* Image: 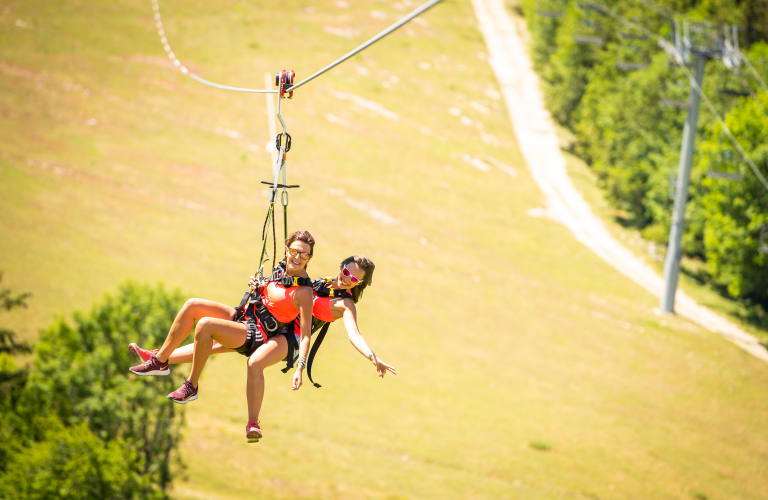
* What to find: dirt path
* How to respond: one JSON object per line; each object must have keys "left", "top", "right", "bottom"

{"left": 470, "top": 0, "right": 768, "bottom": 363}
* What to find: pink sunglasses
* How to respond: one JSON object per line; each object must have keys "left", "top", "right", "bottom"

{"left": 342, "top": 264, "right": 361, "bottom": 284}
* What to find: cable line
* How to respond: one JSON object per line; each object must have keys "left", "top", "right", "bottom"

{"left": 152, "top": 0, "right": 442, "bottom": 95}
{"left": 583, "top": 0, "right": 768, "bottom": 194}
{"left": 288, "top": 0, "right": 442, "bottom": 91}
{"left": 148, "top": 0, "right": 444, "bottom": 283}
{"left": 742, "top": 53, "right": 768, "bottom": 94}
{"left": 151, "top": 0, "right": 276, "bottom": 93}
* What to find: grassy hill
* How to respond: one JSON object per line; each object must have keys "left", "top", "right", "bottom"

{"left": 1, "top": 1, "right": 767, "bottom": 499}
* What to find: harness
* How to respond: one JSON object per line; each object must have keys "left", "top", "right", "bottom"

{"left": 304, "top": 277, "right": 354, "bottom": 388}
{"left": 260, "top": 260, "right": 312, "bottom": 288}
{"left": 312, "top": 277, "right": 354, "bottom": 300}
{"left": 233, "top": 262, "right": 311, "bottom": 371}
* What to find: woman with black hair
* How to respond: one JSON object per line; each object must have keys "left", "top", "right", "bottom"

{"left": 299, "top": 255, "right": 396, "bottom": 383}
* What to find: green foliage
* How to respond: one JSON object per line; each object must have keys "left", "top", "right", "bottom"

{"left": 0, "top": 281, "right": 187, "bottom": 500}
{"left": 0, "top": 275, "right": 32, "bottom": 474}
{"left": 695, "top": 84, "right": 768, "bottom": 301}
{"left": 529, "top": 440, "right": 552, "bottom": 451}
{"left": 0, "top": 420, "right": 138, "bottom": 500}
{"left": 521, "top": 0, "right": 768, "bottom": 308}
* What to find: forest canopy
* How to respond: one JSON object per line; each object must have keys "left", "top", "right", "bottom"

{"left": 520, "top": 0, "right": 768, "bottom": 310}
{"left": 0, "top": 281, "right": 186, "bottom": 500}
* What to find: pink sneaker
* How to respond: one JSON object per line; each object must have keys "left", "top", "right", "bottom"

{"left": 168, "top": 379, "right": 198, "bottom": 404}
{"left": 246, "top": 420, "right": 262, "bottom": 443}
{"left": 128, "top": 343, "right": 158, "bottom": 363}
{"left": 129, "top": 354, "right": 169, "bottom": 376}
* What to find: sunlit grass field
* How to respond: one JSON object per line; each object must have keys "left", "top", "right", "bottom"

{"left": 1, "top": 0, "right": 767, "bottom": 499}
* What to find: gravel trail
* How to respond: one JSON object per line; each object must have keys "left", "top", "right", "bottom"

{"left": 470, "top": 0, "right": 768, "bottom": 363}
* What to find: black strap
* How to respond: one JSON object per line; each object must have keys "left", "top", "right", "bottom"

{"left": 306, "top": 321, "right": 331, "bottom": 388}
{"left": 312, "top": 278, "right": 353, "bottom": 300}
{"left": 232, "top": 291, "right": 252, "bottom": 322}
{"left": 263, "top": 263, "right": 312, "bottom": 288}
{"left": 280, "top": 327, "right": 297, "bottom": 373}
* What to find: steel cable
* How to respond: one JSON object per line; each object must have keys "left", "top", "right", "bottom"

{"left": 584, "top": 0, "right": 768, "bottom": 194}
{"left": 151, "top": 0, "right": 276, "bottom": 93}
{"left": 151, "top": 0, "right": 442, "bottom": 95}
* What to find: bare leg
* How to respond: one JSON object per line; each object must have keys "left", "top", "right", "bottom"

{"left": 167, "top": 342, "right": 235, "bottom": 364}
{"left": 247, "top": 336, "right": 289, "bottom": 422}
{"left": 188, "top": 318, "right": 249, "bottom": 387}
{"left": 156, "top": 299, "right": 235, "bottom": 363}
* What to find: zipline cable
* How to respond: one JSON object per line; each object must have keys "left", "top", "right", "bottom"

{"left": 584, "top": 0, "right": 768, "bottom": 194}
{"left": 151, "top": 0, "right": 276, "bottom": 93}
{"left": 151, "top": 0, "right": 442, "bottom": 95}
{"left": 286, "top": 0, "right": 443, "bottom": 92}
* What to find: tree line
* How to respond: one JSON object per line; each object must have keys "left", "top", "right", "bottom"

{"left": 0, "top": 277, "right": 186, "bottom": 500}
{"left": 520, "top": 0, "right": 768, "bottom": 314}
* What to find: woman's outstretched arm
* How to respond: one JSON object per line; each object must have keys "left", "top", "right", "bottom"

{"left": 336, "top": 299, "right": 396, "bottom": 377}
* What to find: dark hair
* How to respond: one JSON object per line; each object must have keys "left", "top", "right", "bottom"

{"left": 341, "top": 255, "right": 375, "bottom": 303}
{"left": 285, "top": 230, "right": 316, "bottom": 256}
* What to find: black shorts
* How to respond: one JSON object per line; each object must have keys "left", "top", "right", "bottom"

{"left": 234, "top": 319, "right": 265, "bottom": 358}
{"left": 234, "top": 320, "right": 298, "bottom": 362}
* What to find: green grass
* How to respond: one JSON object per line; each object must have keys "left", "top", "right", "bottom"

{"left": 2, "top": 1, "right": 768, "bottom": 499}
{"left": 557, "top": 122, "right": 768, "bottom": 346}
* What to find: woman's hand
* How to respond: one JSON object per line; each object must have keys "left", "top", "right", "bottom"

{"left": 372, "top": 354, "right": 397, "bottom": 378}
{"left": 292, "top": 368, "right": 303, "bottom": 390}
{"left": 248, "top": 276, "right": 258, "bottom": 291}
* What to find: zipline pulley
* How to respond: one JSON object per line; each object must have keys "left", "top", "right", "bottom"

{"left": 276, "top": 70, "right": 295, "bottom": 99}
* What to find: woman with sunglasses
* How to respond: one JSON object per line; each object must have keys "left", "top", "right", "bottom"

{"left": 297, "top": 255, "right": 397, "bottom": 386}
{"left": 128, "top": 231, "right": 316, "bottom": 421}
{"left": 129, "top": 254, "right": 396, "bottom": 442}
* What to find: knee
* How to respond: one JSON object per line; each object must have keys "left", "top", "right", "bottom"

{"left": 247, "top": 356, "right": 266, "bottom": 374}
{"left": 194, "top": 317, "right": 213, "bottom": 340}
{"left": 182, "top": 298, "right": 204, "bottom": 315}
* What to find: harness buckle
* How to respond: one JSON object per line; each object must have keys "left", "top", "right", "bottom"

{"left": 256, "top": 304, "right": 279, "bottom": 332}
{"left": 281, "top": 275, "right": 295, "bottom": 287}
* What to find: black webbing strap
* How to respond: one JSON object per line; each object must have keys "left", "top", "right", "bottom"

{"left": 312, "top": 278, "right": 353, "bottom": 300}
{"left": 306, "top": 321, "right": 331, "bottom": 388}
{"left": 262, "top": 265, "right": 312, "bottom": 288}
{"left": 280, "top": 326, "right": 297, "bottom": 373}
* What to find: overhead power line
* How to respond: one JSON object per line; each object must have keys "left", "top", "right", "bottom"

{"left": 584, "top": 0, "right": 768, "bottom": 194}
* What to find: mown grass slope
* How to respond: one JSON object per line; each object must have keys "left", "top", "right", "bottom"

{"left": 1, "top": 1, "right": 767, "bottom": 499}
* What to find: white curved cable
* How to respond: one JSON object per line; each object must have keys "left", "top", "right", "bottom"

{"left": 152, "top": 0, "right": 276, "bottom": 93}
{"left": 152, "top": 0, "right": 442, "bottom": 95}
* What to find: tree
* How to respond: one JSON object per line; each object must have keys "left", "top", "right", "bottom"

{"left": 0, "top": 281, "right": 188, "bottom": 500}
{"left": 694, "top": 55, "right": 768, "bottom": 306}
{"left": 0, "top": 274, "right": 32, "bottom": 475}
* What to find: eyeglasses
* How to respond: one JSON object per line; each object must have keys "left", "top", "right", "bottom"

{"left": 342, "top": 264, "right": 361, "bottom": 284}
{"left": 287, "top": 247, "right": 311, "bottom": 261}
